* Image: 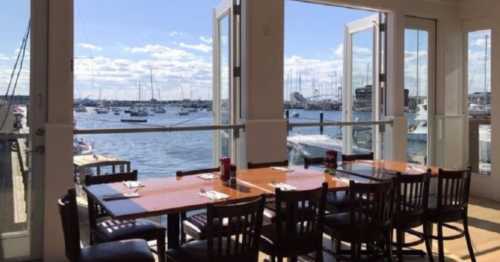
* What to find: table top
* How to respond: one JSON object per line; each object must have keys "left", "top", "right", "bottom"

{"left": 237, "top": 167, "right": 349, "bottom": 194}
{"left": 337, "top": 160, "right": 439, "bottom": 181}
{"left": 84, "top": 174, "right": 266, "bottom": 219}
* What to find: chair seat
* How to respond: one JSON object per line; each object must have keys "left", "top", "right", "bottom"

{"left": 166, "top": 239, "right": 255, "bottom": 262}
{"left": 80, "top": 239, "right": 155, "bottom": 262}
{"left": 259, "top": 223, "right": 320, "bottom": 257}
{"left": 324, "top": 212, "right": 385, "bottom": 242}
{"left": 326, "top": 191, "right": 350, "bottom": 211}
{"left": 95, "top": 218, "right": 164, "bottom": 242}
{"left": 426, "top": 196, "right": 465, "bottom": 222}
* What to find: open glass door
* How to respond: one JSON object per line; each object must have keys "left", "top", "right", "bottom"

{"left": 213, "top": 0, "right": 240, "bottom": 162}
{"left": 343, "top": 14, "right": 383, "bottom": 157}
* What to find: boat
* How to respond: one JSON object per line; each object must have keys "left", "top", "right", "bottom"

{"left": 178, "top": 107, "right": 190, "bottom": 116}
{"left": 408, "top": 102, "right": 428, "bottom": 142}
{"left": 479, "top": 125, "right": 491, "bottom": 173}
{"left": 95, "top": 106, "right": 110, "bottom": 114}
{"left": 129, "top": 106, "right": 149, "bottom": 117}
{"left": 151, "top": 105, "right": 166, "bottom": 114}
{"left": 112, "top": 107, "right": 121, "bottom": 115}
{"left": 121, "top": 118, "right": 148, "bottom": 123}
{"left": 292, "top": 112, "right": 300, "bottom": 118}
{"left": 73, "top": 138, "right": 93, "bottom": 155}
{"left": 74, "top": 104, "right": 87, "bottom": 113}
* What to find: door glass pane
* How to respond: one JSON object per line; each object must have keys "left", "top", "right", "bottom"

{"left": 0, "top": 0, "right": 32, "bottom": 259}
{"left": 467, "top": 30, "right": 491, "bottom": 174}
{"left": 351, "top": 29, "right": 374, "bottom": 152}
{"left": 219, "top": 15, "right": 231, "bottom": 157}
{"left": 404, "top": 29, "right": 429, "bottom": 164}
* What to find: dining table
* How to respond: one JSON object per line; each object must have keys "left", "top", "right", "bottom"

{"left": 83, "top": 160, "right": 439, "bottom": 251}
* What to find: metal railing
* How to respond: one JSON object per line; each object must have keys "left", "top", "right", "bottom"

{"left": 73, "top": 124, "right": 245, "bottom": 135}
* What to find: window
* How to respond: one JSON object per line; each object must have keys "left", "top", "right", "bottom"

{"left": 467, "top": 29, "right": 491, "bottom": 174}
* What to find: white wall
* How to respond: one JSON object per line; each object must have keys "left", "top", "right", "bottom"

{"left": 459, "top": 0, "right": 500, "bottom": 200}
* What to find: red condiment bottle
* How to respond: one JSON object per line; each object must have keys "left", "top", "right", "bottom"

{"left": 220, "top": 157, "right": 231, "bottom": 182}
{"left": 325, "top": 150, "right": 338, "bottom": 169}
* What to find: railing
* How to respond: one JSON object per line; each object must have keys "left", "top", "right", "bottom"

{"left": 73, "top": 124, "right": 245, "bottom": 135}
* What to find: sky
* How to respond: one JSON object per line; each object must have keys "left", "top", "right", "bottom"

{"left": 0, "top": 0, "right": 492, "bottom": 102}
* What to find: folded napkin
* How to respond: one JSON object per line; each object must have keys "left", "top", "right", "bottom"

{"left": 198, "top": 173, "right": 217, "bottom": 180}
{"left": 122, "top": 181, "right": 144, "bottom": 189}
{"left": 271, "top": 166, "right": 293, "bottom": 172}
{"left": 200, "top": 190, "right": 229, "bottom": 200}
{"left": 269, "top": 182, "right": 297, "bottom": 191}
{"left": 102, "top": 192, "right": 140, "bottom": 201}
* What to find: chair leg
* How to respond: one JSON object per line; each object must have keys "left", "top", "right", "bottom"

{"left": 316, "top": 248, "right": 324, "bottom": 262}
{"left": 463, "top": 218, "right": 476, "bottom": 262}
{"left": 396, "top": 230, "right": 404, "bottom": 262}
{"left": 277, "top": 256, "right": 283, "bottom": 262}
{"left": 437, "top": 223, "right": 445, "bottom": 262}
{"left": 351, "top": 242, "right": 361, "bottom": 262}
{"left": 335, "top": 239, "right": 341, "bottom": 254}
{"left": 424, "top": 223, "right": 434, "bottom": 262}
{"left": 386, "top": 231, "right": 394, "bottom": 262}
{"left": 290, "top": 257, "right": 298, "bottom": 262}
{"left": 157, "top": 231, "right": 166, "bottom": 262}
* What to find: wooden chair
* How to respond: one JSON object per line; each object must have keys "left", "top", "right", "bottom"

{"left": 59, "top": 189, "right": 155, "bottom": 262}
{"left": 393, "top": 171, "right": 431, "bottom": 261}
{"left": 423, "top": 168, "right": 476, "bottom": 262}
{"left": 259, "top": 183, "right": 328, "bottom": 262}
{"left": 247, "top": 160, "right": 289, "bottom": 169}
{"left": 324, "top": 180, "right": 395, "bottom": 261}
{"left": 85, "top": 171, "right": 166, "bottom": 262}
{"left": 341, "top": 152, "right": 374, "bottom": 162}
{"left": 167, "top": 196, "right": 266, "bottom": 262}
{"left": 303, "top": 157, "right": 325, "bottom": 169}
{"left": 176, "top": 167, "right": 220, "bottom": 243}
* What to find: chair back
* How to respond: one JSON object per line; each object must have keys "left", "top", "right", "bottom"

{"left": 348, "top": 180, "right": 394, "bottom": 230}
{"left": 274, "top": 183, "right": 328, "bottom": 253}
{"left": 437, "top": 168, "right": 472, "bottom": 211}
{"left": 247, "top": 160, "right": 288, "bottom": 169}
{"left": 341, "top": 152, "right": 374, "bottom": 162}
{"left": 206, "top": 197, "right": 265, "bottom": 262}
{"left": 85, "top": 170, "right": 138, "bottom": 234}
{"left": 176, "top": 167, "right": 220, "bottom": 177}
{"left": 58, "top": 189, "right": 81, "bottom": 261}
{"left": 394, "top": 171, "right": 430, "bottom": 227}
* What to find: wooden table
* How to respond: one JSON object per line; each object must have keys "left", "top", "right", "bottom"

{"left": 83, "top": 167, "right": 349, "bottom": 249}
{"left": 337, "top": 160, "right": 439, "bottom": 181}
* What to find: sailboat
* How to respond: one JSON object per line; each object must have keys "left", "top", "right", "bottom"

{"left": 124, "top": 81, "right": 148, "bottom": 120}
{"left": 149, "top": 70, "right": 166, "bottom": 114}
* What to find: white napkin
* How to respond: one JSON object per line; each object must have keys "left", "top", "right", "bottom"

{"left": 198, "top": 173, "right": 217, "bottom": 180}
{"left": 200, "top": 190, "right": 229, "bottom": 200}
{"left": 271, "top": 166, "right": 293, "bottom": 172}
{"left": 269, "top": 182, "right": 297, "bottom": 191}
{"left": 122, "top": 181, "right": 144, "bottom": 189}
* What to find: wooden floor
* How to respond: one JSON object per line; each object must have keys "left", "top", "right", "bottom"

{"left": 76, "top": 194, "right": 500, "bottom": 262}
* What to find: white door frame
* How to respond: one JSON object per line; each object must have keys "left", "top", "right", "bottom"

{"left": 404, "top": 17, "right": 436, "bottom": 165}
{"left": 343, "top": 14, "right": 382, "bottom": 157}
{"left": 213, "top": 0, "right": 239, "bottom": 163}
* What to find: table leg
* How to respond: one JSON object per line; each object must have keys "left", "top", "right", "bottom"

{"left": 167, "top": 213, "right": 180, "bottom": 249}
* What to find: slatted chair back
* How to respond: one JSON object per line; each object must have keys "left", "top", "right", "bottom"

{"left": 394, "top": 171, "right": 430, "bottom": 224}
{"left": 85, "top": 170, "right": 138, "bottom": 236}
{"left": 247, "top": 160, "right": 289, "bottom": 169}
{"left": 58, "top": 189, "right": 81, "bottom": 262}
{"left": 176, "top": 167, "right": 220, "bottom": 177}
{"left": 348, "top": 180, "right": 394, "bottom": 230}
{"left": 303, "top": 157, "right": 324, "bottom": 169}
{"left": 437, "top": 168, "right": 472, "bottom": 211}
{"left": 274, "top": 183, "right": 328, "bottom": 253}
{"left": 341, "top": 152, "right": 374, "bottom": 162}
{"left": 206, "top": 197, "right": 265, "bottom": 262}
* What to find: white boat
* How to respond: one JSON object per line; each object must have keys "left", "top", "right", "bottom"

{"left": 408, "top": 102, "right": 428, "bottom": 142}
{"left": 469, "top": 103, "right": 490, "bottom": 116}
{"left": 178, "top": 107, "right": 190, "bottom": 116}
{"left": 151, "top": 105, "right": 166, "bottom": 114}
{"left": 95, "top": 106, "right": 110, "bottom": 114}
{"left": 74, "top": 104, "right": 87, "bottom": 113}
{"left": 479, "top": 125, "right": 491, "bottom": 169}
{"left": 73, "top": 138, "right": 93, "bottom": 155}
{"left": 130, "top": 106, "right": 149, "bottom": 117}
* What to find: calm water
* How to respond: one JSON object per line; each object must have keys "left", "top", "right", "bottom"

{"left": 75, "top": 107, "right": 424, "bottom": 178}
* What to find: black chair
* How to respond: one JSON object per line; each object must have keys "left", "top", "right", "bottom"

{"left": 85, "top": 171, "right": 166, "bottom": 262}
{"left": 341, "top": 152, "right": 374, "bottom": 162}
{"left": 303, "top": 156, "right": 325, "bottom": 169}
{"left": 167, "top": 196, "right": 266, "bottom": 262}
{"left": 259, "top": 183, "right": 328, "bottom": 262}
{"left": 324, "top": 180, "right": 395, "bottom": 261}
{"left": 423, "top": 168, "right": 476, "bottom": 262}
{"left": 393, "top": 171, "right": 431, "bottom": 261}
{"left": 177, "top": 167, "right": 220, "bottom": 243}
{"left": 59, "top": 189, "right": 155, "bottom": 262}
{"left": 247, "top": 160, "right": 289, "bottom": 169}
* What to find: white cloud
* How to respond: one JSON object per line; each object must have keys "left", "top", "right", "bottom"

{"left": 168, "top": 31, "right": 184, "bottom": 38}
{"left": 200, "top": 36, "right": 213, "bottom": 44}
{"left": 179, "top": 42, "right": 212, "bottom": 53}
{"left": 79, "top": 43, "right": 102, "bottom": 51}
